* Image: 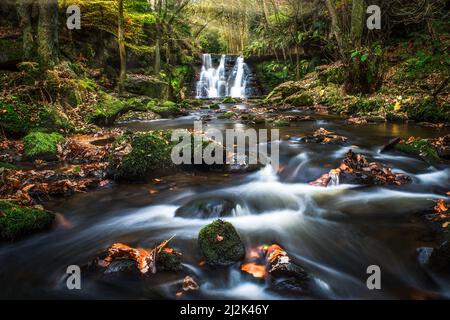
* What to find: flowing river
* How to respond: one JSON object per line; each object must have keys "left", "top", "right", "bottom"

{"left": 1, "top": 102, "right": 449, "bottom": 299}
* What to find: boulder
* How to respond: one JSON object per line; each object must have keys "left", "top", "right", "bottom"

{"left": 0, "top": 201, "right": 55, "bottom": 241}
{"left": 23, "top": 131, "right": 64, "bottom": 161}
{"left": 124, "top": 74, "right": 169, "bottom": 99}
{"left": 198, "top": 219, "right": 245, "bottom": 266}
{"left": 108, "top": 131, "right": 174, "bottom": 181}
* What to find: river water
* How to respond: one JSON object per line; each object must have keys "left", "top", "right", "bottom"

{"left": 1, "top": 103, "right": 449, "bottom": 299}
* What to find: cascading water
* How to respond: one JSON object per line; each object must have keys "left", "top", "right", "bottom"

{"left": 229, "top": 56, "right": 246, "bottom": 98}
{"left": 196, "top": 54, "right": 249, "bottom": 99}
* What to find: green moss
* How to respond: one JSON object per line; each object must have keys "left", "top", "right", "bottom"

{"left": 87, "top": 92, "right": 129, "bottom": 126}
{"left": 222, "top": 97, "right": 238, "bottom": 104}
{"left": 156, "top": 251, "right": 182, "bottom": 272}
{"left": 198, "top": 219, "right": 245, "bottom": 266}
{"left": 0, "top": 100, "right": 72, "bottom": 136}
{"left": 348, "top": 97, "right": 384, "bottom": 115}
{"left": 0, "top": 201, "right": 55, "bottom": 241}
{"left": 395, "top": 139, "right": 440, "bottom": 164}
{"left": 209, "top": 103, "right": 220, "bottom": 110}
{"left": 108, "top": 131, "right": 174, "bottom": 181}
{"left": 406, "top": 99, "right": 450, "bottom": 123}
{"left": 0, "top": 162, "right": 18, "bottom": 170}
{"left": 284, "top": 93, "right": 313, "bottom": 106}
{"left": 272, "top": 120, "right": 290, "bottom": 127}
{"left": 218, "top": 111, "right": 236, "bottom": 119}
{"left": 148, "top": 101, "right": 182, "bottom": 117}
{"left": 23, "top": 131, "right": 64, "bottom": 161}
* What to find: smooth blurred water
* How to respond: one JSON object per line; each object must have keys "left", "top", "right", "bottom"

{"left": 1, "top": 105, "right": 449, "bottom": 300}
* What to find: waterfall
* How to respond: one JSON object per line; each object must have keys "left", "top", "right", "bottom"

{"left": 229, "top": 56, "right": 246, "bottom": 98}
{"left": 196, "top": 54, "right": 249, "bottom": 99}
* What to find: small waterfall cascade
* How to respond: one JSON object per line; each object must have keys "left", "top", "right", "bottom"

{"left": 196, "top": 54, "right": 249, "bottom": 99}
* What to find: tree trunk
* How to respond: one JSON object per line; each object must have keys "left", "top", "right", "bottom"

{"left": 17, "top": 0, "right": 36, "bottom": 61}
{"left": 154, "top": 0, "right": 162, "bottom": 74}
{"left": 324, "top": 0, "right": 346, "bottom": 60}
{"left": 118, "top": 0, "right": 126, "bottom": 94}
{"left": 37, "top": 0, "right": 59, "bottom": 69}
{"left": 350, "top": 0, "right": 365, "bottom": 47}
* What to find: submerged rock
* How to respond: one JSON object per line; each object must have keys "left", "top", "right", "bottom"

{"left": 416, "top": 247, "right": 434, "bottom": 267}
{"left": 429, "top": 241, "right": 450, "bottom": 272}
{"left": 175, "top": 198, "right": 238, "bottom": 219}
{"left": 198, "top": 219, "right": 245, "bottom": 266}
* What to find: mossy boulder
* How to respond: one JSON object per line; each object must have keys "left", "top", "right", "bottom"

{"left": 218, "top": 111, "right": 236, "bottom": 119}
{"left": 0, "top": 201, "right": 55, "bottom": 241}
{"left": 23, "top": 131, "right": 64, "bottom": 161}
{"left": 149, "top": 100, "right": 185, "bottom": 118}
{"left": 124, "top": 74, "right": 169, "bottom": 99}
{"left": 394, "top": 138, "right": 440, "bottom": 164}
{"left": 198, "top": 219, "right": 245, "bottom": 266}
{"left": 156, "top": 250, "right": 183, "bottom": 272}
{"left": 0, "top": 100, "right": 72, "bottom": 136}
{"left": 222, "top": 97, "right": 238, "bottom": 104}
{"left": 209, "top": 103, "right": 221, "bottom": 110}
{"left": 108, "top": 131, "right": 174, "bottom": 181}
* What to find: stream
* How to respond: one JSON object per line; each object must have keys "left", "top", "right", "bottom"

{"left": 1, "top": 102, "right": 450, "bottom": 300}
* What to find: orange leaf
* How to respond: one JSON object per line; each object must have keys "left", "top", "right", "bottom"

{"left": 240, "top": 263, "right": 267, "bottom": 279}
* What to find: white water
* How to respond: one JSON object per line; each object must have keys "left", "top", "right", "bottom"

{"left": 196, "top": 54, "right": 248, "bottom": 99}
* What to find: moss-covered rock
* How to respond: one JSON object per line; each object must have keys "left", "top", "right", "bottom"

{"left": 149, "top": 100, "right": 185, "bottom": 118}
{"left": 0, "top": 201, "right": 55, "bottom": 241}
{"left": 156, "top": 250, "right": 183, "bottom": 272}
{"left": 209, "top": 103, "right": 221, "bottom": 110}
{"left": 0, "top": 99, "right": 72, "bottom": 136}
{"left": 394, "top": 138, "right": 440, "bottom": 164}
{"left": 23, "top": 131, "right": 64, "bottom": 161}
{"left": 218, "top": 111, "right": 236, "bottom": 119}
{"left": 108, "top": 131, "right": 174, "bottom": 181}
{"left": 124, "top": 74, "right": 169, "bottom": 99}
{"left": 272, "top": 119, "right": 290, "bottom": 127}
{"left": 222, "top": 97, "right": 238, "bottom": 104}
{"left": 198, "top": 219, "right": 245, "bottom": 266}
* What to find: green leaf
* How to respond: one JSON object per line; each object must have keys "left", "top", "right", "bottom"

{"left": 361, "top": 53, "right": 369, "bottom": 62}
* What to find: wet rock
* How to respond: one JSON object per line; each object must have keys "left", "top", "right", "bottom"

{"left": 241, "top": 244, "right": 311, "bottom": 294}
{"left": 175, "top": 198, "right": 238, "bottom": 219}
{"left": 104, "top": 259, "right": 139, "bottom": 275}
{"left": 198, "top": 219, "right": 245, "bottom": 266}
{"left": 380, "top": 137, "right": 401, "bottom": 153}
{"left": 156, "top": 248, "right": 183, "bottom": 272}
{"left": 394, "top": 137, "right": 441, "bottom": 164}
{"left": 429, "top": 241, "right": 450, "bottom": 272}
{"left": 303, "top": 128, "right": 347, "bottom": 145}
{"left": 310, "top": 150, "right": 411, "bottom": 186}
{"left": 347, "top": 117, "right": 368, "bottom": 125}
